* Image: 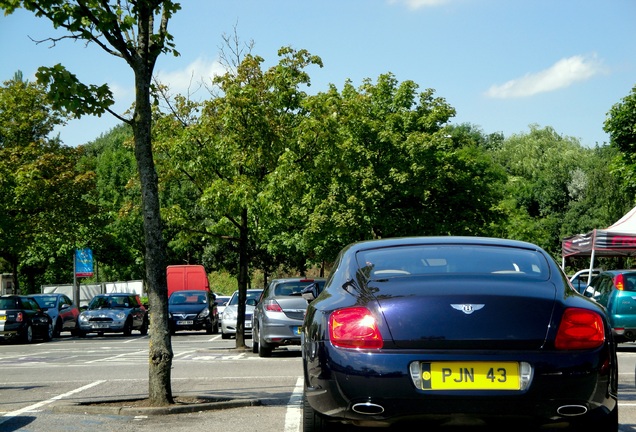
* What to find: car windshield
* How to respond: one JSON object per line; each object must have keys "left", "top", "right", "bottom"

{"left": 216, "top": 297, "right": 230, "bottom": 306}
{"left": 170, "top": 293, "right": 208, "bottom": 305}
{"left": 228, "top": 291, "right": 261, "bottom": 306}
{"left": 356, "top": 244, "right": 550, "bottom": 280}
{"left": 88, "top": 296, "right": 131, "bottom": 309}
{"left": 33, "top": 296, "right": 57, "bottom": 309}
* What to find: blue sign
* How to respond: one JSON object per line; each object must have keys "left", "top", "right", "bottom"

{"left": 75, "top": 249, "right": 94, "bottom": 277}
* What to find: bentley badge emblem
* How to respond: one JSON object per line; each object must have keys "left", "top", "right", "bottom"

{"left": 451, "top": 304, "right": 485, "bottom": 315}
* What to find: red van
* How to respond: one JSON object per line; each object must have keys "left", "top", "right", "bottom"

{"left": 166, "top": 265, "right": 210, "bottom": 297}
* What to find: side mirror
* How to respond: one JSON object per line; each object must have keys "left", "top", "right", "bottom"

{"left": 60, "top": 303, "right": 70, "bottom": 310}
{"left": 302, "top": 283, "right": 319, "bottom": 303}
{"left": 246, "top": 298, "right": 257, "bottom": 307}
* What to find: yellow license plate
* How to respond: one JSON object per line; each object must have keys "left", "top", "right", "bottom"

{"left": 420, "top": 362, "right": 520, "bottom": 390}
{"left": 0, "top": 315, "right": 5, "bottom": 321}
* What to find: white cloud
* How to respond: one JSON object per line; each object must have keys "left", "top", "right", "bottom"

{"left": 155, "top": 56, "right": 225, "bottom": 98}
{"left": 484, "top": 54, "right": 606, "bottom": 99}
{"left": 388, "top": 0, "right": 451, "bottom": 10}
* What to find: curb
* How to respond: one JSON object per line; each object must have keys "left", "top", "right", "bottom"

{"left": 52, "top": 397, "right": 262, "bottom": 416}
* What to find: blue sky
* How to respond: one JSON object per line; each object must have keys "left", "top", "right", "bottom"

{"left": 1, "top": 0, "right": 634, "bottom": 148}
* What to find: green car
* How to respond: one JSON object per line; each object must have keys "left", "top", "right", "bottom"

{"left": 585, "top": 270, "right": 636, "bottom": 342}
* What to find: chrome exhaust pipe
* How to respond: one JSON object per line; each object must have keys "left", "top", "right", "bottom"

{"left": 557, "top": 405, "right": 588, "bottom": 416}
{"left": 352, "top": 402, "right": 385, "bottom": 415}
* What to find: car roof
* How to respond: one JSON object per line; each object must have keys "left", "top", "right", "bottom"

{"left": 270, "top": 277, "right": 326, "bottom": 283}
{"left": 345, "top": 236, "right": 543, "bottom": 253}
{"left": 171, "top": 290, "right": 210, "bottom": 295}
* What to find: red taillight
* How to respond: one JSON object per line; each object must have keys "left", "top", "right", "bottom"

{"left": 264, "top": 300, "right": 283, "bottom": 313}
{"left": 16, "top": 312, "right": 24, "bottom": 322}
{"left": 614, "top": 274, "right": 625, "bottom": 291}
{"left": 555, "top": 308, "right": 605, "bottom": 350}
{"left": 329, "top": 307, "right": 383, "bottom": 349}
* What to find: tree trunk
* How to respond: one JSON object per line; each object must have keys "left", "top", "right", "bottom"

{"left": 132, "top": 62, "right": 173, "bottom": 405}
{"left": 235, "top": 207, "right": 249, "bottom": 348}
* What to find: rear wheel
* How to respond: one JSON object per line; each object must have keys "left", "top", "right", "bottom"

{"left": 303, "top": 388, "right": 330, "bottom": 432}
{"left": 21, "top": 324, "right": 33, "bottom": 344}
{"left": 258, "top": 329, "right": 272, "bottom": 358}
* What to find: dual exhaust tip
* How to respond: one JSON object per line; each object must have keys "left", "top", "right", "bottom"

{"left": 352, "top": 403, "right": 587, "bottom": 418}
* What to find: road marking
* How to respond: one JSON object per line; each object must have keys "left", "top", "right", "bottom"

{"left": 84, "top": 350, "right": 146, "bottom": 363}
{"left": 0, "top": 380, "right": 106, "bottom": 426}
{"left": 285, "top": 377, "right": 303, "bottom": 432}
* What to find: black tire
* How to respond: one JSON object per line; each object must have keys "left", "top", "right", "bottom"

{"left": 21, "top": 324, "right": 33, "bottom": 344}
{"left": 139, "top": 318, "right": 148, "bottom": 336}
{"left": 303, "top": 388, "right": 329, "bottom": 432}
{"left": 221, "top": 331, "right": 230, "bottom": 340}
{"left": 53, "top": 318, "right": 62, "bottom": 338}
{"left": 43, "top": 321, "right": 53, "bottom": 342}
{"left": 258, "top": 329, "right": 272, "bottom": 358}
{"left": 123, "top": 318, "right": 133, "bottom": 336}
{"left": 252, "top": 326, "right": 259, "bottom": 353}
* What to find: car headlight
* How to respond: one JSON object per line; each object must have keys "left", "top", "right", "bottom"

{"left": 197, "top": 307, "right": 210, "bottom": 319}
{"left": 79, "top": 314, "right": 88, "bottom": 323}
{"left": 116, "top": 312, "right": 126, "bottom": 320}
{"left": 223, "top": 309, "right": 236, "bottom": 320}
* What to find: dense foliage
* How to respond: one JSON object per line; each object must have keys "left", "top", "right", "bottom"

{"left": 2, "top": 55, "right": 635, "bottom": 290}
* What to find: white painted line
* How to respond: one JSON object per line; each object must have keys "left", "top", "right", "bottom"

{"left": 84, "top": 350, "right": 146, "bottom": 364}
{"left": 285, "top": 377, "right": 303, "bottom": 432}
{"left": 174, "top": 350, "right": 197, "bottom": 358}
{"left": 0, "top": 380, "right": 106, "bottom": 425}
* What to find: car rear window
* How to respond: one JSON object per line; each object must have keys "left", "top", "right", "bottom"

{"left": 273, "top": 281, "right": 325, "bottom": 297}
{"left": 0, "top": 298, "right": 19, "bottom": 309}
{"left": 356, "top": 245, "right": 550, "bottom": 280}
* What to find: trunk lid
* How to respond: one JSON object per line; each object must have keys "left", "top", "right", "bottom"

{"left": 368, "top": 275, "right": 557, "bottom": 350}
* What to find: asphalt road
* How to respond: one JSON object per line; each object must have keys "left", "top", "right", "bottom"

{"left": 1, "top": 332, "right": 636, "bottom": 431}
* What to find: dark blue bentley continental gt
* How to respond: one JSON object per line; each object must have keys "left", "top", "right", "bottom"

{"left": 301, "top": 237, "right": 618, "bottom": 431}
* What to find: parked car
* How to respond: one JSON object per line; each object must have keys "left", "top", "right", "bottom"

{"left": 584, "top": 269, "right": 636, "bottom": 343}
{"left": 77, "top": 293, "right": 148, "bottom": 336}
{"left": 569, "top": 268, "right": 601, "bottom": 294}
{"left": 168, "top": 290, "right": 218, "bottom": 334}
{"left": 0, "top": 295, "right": 53, "bottom": 343}
{"left": 31, "top": 293, "right": 80, "bottom": 337}
{"left": 301, "top": 237, "right": 618, "bottom": 431}
{"left": 252, "top": 277, "right": 326, "bottom": 357}
{"left": 221, "top": 289, "right": 262, "bottom": 339}
{"left": 215, "top": 295, "right": 231, "bottom": 324}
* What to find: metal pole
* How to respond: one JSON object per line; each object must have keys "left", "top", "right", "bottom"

{"left": 73, "top": 250, "right": 79, "bottom": 307}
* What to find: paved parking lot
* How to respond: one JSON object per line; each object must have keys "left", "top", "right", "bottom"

{"left": 2, "top": 334, "right": 636, "bottom": 431}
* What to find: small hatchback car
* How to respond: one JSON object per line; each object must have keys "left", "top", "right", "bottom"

{"left": 0, "top": 295, "right": 53, "bottom": 343}
{"left": 585, "top": 269, "right": 636, "bottom": 342}
{"left": 168, "top": 290, "right": 218, "bottom": 334}
{"left": 252, "top": 278, "right": 325, "bottom": 357}
{"left": 78, "top": 293, "right": 148, "bottom": 336}
{"left": 31, "top": 293, "right": 80, "bottom": 337}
